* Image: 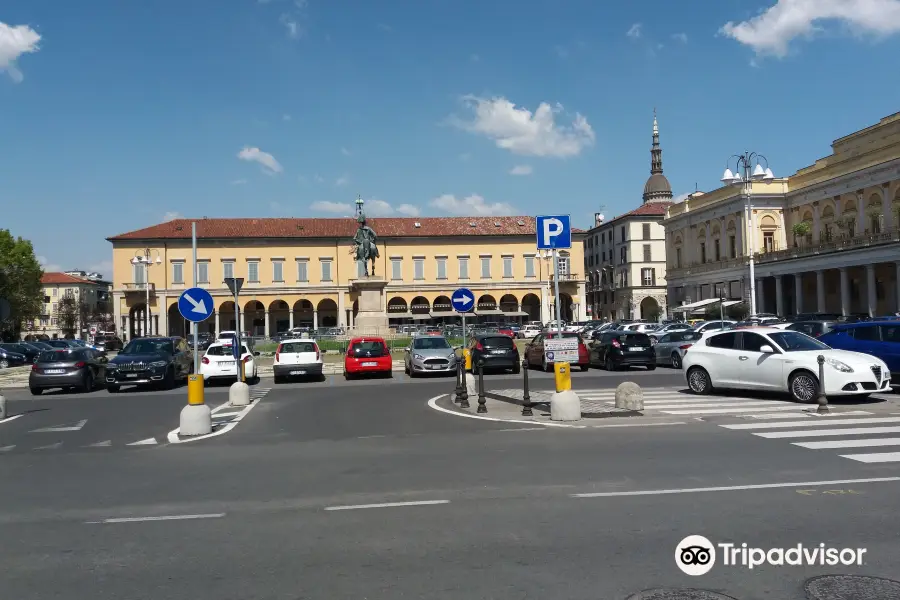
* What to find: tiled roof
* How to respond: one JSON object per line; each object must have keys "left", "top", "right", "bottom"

{"left": 41, "top": 272, "right": 99, "bottom": 285}
{"left": 588, "top": 202, "right": 673, "bottom": 231}
{"left": 108, "top": 216, "right": 585, "bottom": 241}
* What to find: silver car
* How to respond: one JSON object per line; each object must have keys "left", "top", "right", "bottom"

{"left": 653, "top": 330, "right": 703, "bottom": 369}
{"left": 404, "top": 335, "right": 458, "bottom": 376}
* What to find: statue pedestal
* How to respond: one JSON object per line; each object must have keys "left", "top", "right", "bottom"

{"left": 351, "top": 278, "right": 390, "bottom": 335}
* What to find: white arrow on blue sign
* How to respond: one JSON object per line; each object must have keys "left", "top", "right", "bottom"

{"left": 177, "top": 287, "right": 214, "bottom": 323}
{"left": 451, "top": 288, "right": 474, "bottom": 313}
{"left": 536, "top": 214, "right": 572, "bottom": 250}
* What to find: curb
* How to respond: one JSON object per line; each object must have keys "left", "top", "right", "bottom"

{"left": 426, "top": 394, "right": 587, "bottom": 428}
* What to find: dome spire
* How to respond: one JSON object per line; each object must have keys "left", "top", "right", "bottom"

{"left": 642, "top": 109, "right": 673, "bottom": 203}
{"left": 651, "top": 107, "right": 663, "bottom": 175}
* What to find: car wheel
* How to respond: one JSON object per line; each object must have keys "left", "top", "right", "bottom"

{"left": 404, "top": 362, "right": 410, "bottom": 375}
{"left": 29, "top": 387, "right": 42, "bottom": 396}
{"left": 687, "top": 367, "right": 713, "bottom": 395}
{"left": 646, "top": 364, "right": 656, "bottom": 371}
{"left": 671, "top": 352, "right": 682, "bottom": 369}
{"left": 789, "top": 370, "right": 819, "bottom": 403}
{"left": 80, "top": 372, "right": 94, "bottom": 393}
{"left": 0, "top": 359, "right": 8, "bottom": 369}
{"left": 605, "top": 356, "right": 616, "bottom": 372}
{"left": 107, "top": 385, "right": 120, "bottom": 393}
{"left": 579, "top": 364, "right": 588, "bottom": 372}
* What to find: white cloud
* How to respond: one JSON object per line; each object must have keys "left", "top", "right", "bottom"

{"left": 720, "top": 0, "right": 900, "bottom": 57}
{"left": 396, "top": 204, "right": 421, "bottom": 217}
{"left": 509, "top": 164, "right": 533, "bottom": 176}
{"left": 672, "top": 192, "right": 692, "bottom": 204}
{"left": 37, "top": 255, "right": 61, "bottom": 272}
{"left": 280, "top": 13, "right": 301, "bottom": 38}
{"left": 364, "top": 199, "right": 395, "bottom": 216}
{"left": 310, "top": 200, "right": 352, "bottom": 214}
{"left": 237, "top": 146, "right": 283, "bottom": 174}
{"left": 672, "top": 32, "right": 688, "bottom": 43}
{"left": 627, "top": 23, "right": 643, "bottom": 38}
{"left": 453, "top": 96, "right": 595, "bottom": 158}
{"left": 341, "top": 147, "right": 351, "bottom": 156}
{"left": 87, "top": 259, "right": 113, "bottom": 280}
{"left": 230, "top": 178, "right": 248, "bottom": 185}
{"left": 335, "top": 174, "right": 350, "bottom": 186}
{"left": 163, "top": 211, "right": 183, "bottom": 222}
{"left": 283, "top": 114, "right": 292, "bottom": 121}
{"left": 0, "top": 21, "right": 41, "bottom": 83}
{"left": 429, "top": 194, "right": 516, "bottom": 216}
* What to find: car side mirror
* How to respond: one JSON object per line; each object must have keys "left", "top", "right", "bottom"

{"left": 759, "top": 345, "right": 775, "bottom": 354}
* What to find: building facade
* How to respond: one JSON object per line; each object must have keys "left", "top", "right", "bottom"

{"left": 585, "top": 113, "right": 673, "bottom": 321}
{"left": 106, "top": 214, "right": 587, "bottom": 340}
{"left": 26, "top": 272, "right": 112, "bottom": 340}
{"left": 663, "top": 111, "right": 900, "bottom": 319}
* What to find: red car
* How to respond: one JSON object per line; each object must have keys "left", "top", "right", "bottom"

{"left": 523, "top": 331, "right": 590, "bottom": 372}
{"left": 498, "top": 326, "right": 515, "bottom": 337}
{"left": 344, "top": 337, "right": 393, "bottom": 379}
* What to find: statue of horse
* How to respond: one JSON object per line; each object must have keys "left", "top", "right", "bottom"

{"left": 351, "top": 214, "right": 380, "bottom": 277}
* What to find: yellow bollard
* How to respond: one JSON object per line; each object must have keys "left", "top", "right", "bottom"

{"left": 187, "top": 374, "right": 205, "bottom": 405}
{"left": 553, "top": 362, "right": 571, "bottom": 393}
{"left": 464, "top": 348, "right": 472, "bottom": 371}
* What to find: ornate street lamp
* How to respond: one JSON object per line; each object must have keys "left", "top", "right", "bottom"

{"left": 130, "top": 249, "right": 162, "bottom": 337}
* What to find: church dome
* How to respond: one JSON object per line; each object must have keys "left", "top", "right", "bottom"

{"left": 643, "top": 173, "right": 672, "bottom": 200}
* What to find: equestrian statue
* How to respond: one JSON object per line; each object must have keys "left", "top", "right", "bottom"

{"left": 351, "top": 199, "right": 380, "bottom": 277}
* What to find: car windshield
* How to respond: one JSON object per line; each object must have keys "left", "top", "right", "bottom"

{"left": 413, "top": 337, "right": 451, "bottom": 350}
{"left": 482, "top": 336, "right": 513, "bottom": 348}
{"left": 350, "top": 341, "right": 386, "bottom": 357}
{"left": 121, "top": 339, "right": 174, "bottom": 355}
{"left": 768, "top": 331, "right": 831, "bottom": 352}
{"left": 675, "top": 332, "right": 703, "bottom": 342}
{"left": 207, "top": 344, "right": 249, "bottom": 356}
{"left": 621, "top": 333, "right": 652, "bottom": 345}
{"left": 280, "top": 342, "right": 317, "bottom": 353}
{"left": 37, "top": 349, "right": 73, "bottom": 362}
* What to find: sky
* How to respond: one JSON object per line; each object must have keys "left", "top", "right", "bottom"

{"left": 2, "top": 0, "right": 900, "bottom": 279}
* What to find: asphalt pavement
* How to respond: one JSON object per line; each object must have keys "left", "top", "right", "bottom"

{"left": 2, "top": 368, "right": 900, "bottom": 599}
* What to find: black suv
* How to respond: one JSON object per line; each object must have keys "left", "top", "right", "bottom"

{"left": 589, "top": 330, "right": 656, "bottom": 371}
{"left": 467, "top": 332, "right": 520, "bottom": 374}
{"left": 105, "top": 336, "right": 193, "bottom": 392}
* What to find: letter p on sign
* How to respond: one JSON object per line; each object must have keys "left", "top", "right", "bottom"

{"left": 536, "top": 215, "right": 572, "bottom": 250}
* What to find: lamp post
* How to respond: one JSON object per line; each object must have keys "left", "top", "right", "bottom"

{"left": 720, "top": 153, "right": 775, "bottom": 317}
{"left": 130, "top": 249, "right": 162, "bottom": 337}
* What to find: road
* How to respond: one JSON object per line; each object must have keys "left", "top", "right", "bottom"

{"left": 2, "top": 368, "right": 899, "bottom": 599}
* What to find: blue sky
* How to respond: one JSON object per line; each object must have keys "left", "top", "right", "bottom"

{"left": 3, "top": 0, "right": 899, "bottom": 278}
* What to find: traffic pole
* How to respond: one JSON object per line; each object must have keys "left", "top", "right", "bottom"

{"left": 179, "top": 222, "right": 212, "bottom": 436}
{"left": 816, "top": 354, "right": 829, "bottom": 414}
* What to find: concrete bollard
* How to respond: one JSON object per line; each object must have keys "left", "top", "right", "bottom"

{"left": 615, "top": 382, "right": 644, "bottom": 411}
{"left": 550, "top": 389, "right": 581, "bottom": 421}
{"left": 229, "top": 380, "right": 251, "bottom": 407}
{"left": 179, "top": 404, "right": 212, "bottom": 436}
{"left": 0, "top": 393, "right": 6, "bottom": 420}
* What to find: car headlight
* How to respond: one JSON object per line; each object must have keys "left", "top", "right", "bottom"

{"left": 149, "top": 360, "right": 167, "bottom": 368}
{"left": 825, "top": 357, "right": 854, "bottom": 373}
{"left": 414, "top": 354, "right": 424, "bottom": 360}
{"left": 447, "top": 352, "right": 456, "bottom": 359}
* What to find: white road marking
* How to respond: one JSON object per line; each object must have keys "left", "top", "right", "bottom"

{"left": 571, "top": 476, "right": 900, "bottom": 498}
{"left": 494, "top": 427, "right": 547, "bottom": 432}
{"left": 88, "top": 513, "right": 226, "bottom": 524}
{"left": 590, "top": 421, "right": 686, "bottom": 428}
{"left": 127, "top": 438, "right": 157, "bottom": 446}
{"left": 324, "top": 500, "right": 450, "bottom": 511}
{"left": 167, "top": 388, "right": 270, "bottom": 443}
{"left": 642, "top": 401, "right": 791, "bottom": 410}
{"left": 34, "top": 442, "right": 62, "bottom": 450}
{"left": 0, "top": 445, "right": 15, "bottom": 452}
{"left": 639, "top": 398, "right": 793, "bottom": 406}
{"left": 745, "top": 411, "right": 873, "bottom": 419}
{"left": 841, "top": 452, "right": 900, "bottom": 463}
{"left": 662, "top": 405, "right": 804, "bottom": 415}
{"left": 756, "top": 425, "right": 900, "bottom": 439}
{"left": 86, "top": 440, "right": 112, "bottom": 447}
{"left": 30, "top": 419, "right": 87, "bottom": 433}
{"left": 212, "top": 411, "right": 243, "bottom": 418}
{"left": 426, "top": 395, "right": 586, "bottom": 428}
{"left": 722, "top": 416, "right": 900, "bottom": 430}
{"left": 0, "top": 414, "right": 25, "bottom": 425}
{"left": 795, "top": 437, "right": 900, "bottom": 449}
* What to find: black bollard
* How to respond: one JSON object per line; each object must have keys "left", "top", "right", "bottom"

{"left": 453, "top": 357, "right": 464, "bottom": 403}
{"left": 477, "top": 359, "right": 487, "bottom": 413}
{"left": 521, "top": 358, "right": 533, "bottom": 416}
{"left": 816, "top": 354, "right": 829, "bottom": 414}
{"left": 458, "top": 355, "right": 470, "bottom": 408}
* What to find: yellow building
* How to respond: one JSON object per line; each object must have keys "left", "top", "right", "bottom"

{"left": 106, "top": 213, "right": 587, "bottom": 339}
{"left": 663, "top": 111, "right": 900, "bottom": 319}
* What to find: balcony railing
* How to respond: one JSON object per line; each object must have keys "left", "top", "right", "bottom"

{"left": 122, "top": 282, "right": 156, "bottom": 293}
{"left": 754, "top": 229, "right": 900, "bottom": 264}
{"left": 549, "top": 273, "right": 583, "bottom": 282}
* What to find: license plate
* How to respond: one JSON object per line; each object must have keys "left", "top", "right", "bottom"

{"left": 630, "top": 347, "right": 645, "bottom": 352}
{"left": 126, "top": 373, "right": 138, "bottom": 378}
{"left": 44, "top": 369, "right": 65, "bottom": 374}
{"left": 428, "top": 364, "right": 440, "bottom": 369}
{"left": 491, "top": 350, "right": 506, "bottom": 354}
{"left": 362, "top": 362, "right": 378, "bottom": 367}
{"left": 220, "top": 361, "right": 235, "bottom": 366}
{"left": 290, "top": 370, "right": 306, "bottom": 375}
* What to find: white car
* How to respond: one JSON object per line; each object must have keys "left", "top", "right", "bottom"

{"left": 519, "top": 325, "right": 542, "bottom": 339}
{"left": 682, "top": 327, "right": 891, "bottom": 402}
{"left": 273, "top": 339, "right": 324, "bottom": 383}
{"left": 200, "top": 341, "right": 259, "bottom": 383}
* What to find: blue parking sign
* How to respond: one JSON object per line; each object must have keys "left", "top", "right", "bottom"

{"left": 536, "top": 215, "right": 571, "bottom": 250}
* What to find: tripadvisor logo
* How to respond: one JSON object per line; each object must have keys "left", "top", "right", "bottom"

{"left": 675, "top": 535, "right": 867, "bottom": 575}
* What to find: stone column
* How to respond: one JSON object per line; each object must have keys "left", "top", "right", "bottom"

{"left": 124, "top": 315, "right": 131, "bottom": 341}
{"left": 215, "top": 310, "right": 220, "bottom": 336}
{"left": 794, "top": 273, "right": 804, "bottom": 315}
{"left": 840, "top": 268, "right": 851, "bottom": 317}
{"left": 812, "top": 203, "right": 821, "bottom": 242}
{"left": 288, "top": 309, "right": 294, "bottom": 330}
{"left": 735, "top": 212, "right": 743, "bottom": 257}
{"left": 313, "top": 310, "right": 319, "bottom": 331}
{"left": 856, "top": 191, "right": 865, "bottom": 235}
{"left": 884, "top": 185, "right": 894, "bottom": 231}
{"left": 576, "top": 282, "right": 587, "bottom": 320}
{"left": 158, "top": 296, "right": 168, "bottom": 336}
{"left": 775, "top": 275, "right": 784, "bottom": 317}
{"left": 337, "top": 291, "right": 346, "bottom": 328}
{"left": 866, "top": 264, "right": 877, "bottom": 318}
{"left": 895, "top": 262, "right": 900, "bottom": 314}
{"left": 113, "top": 293, "right": 123, "bottom": 338}
{"left": 153, "top": 315, "right": 159, "bottom": 336}
{"left": 240, "top": 310, "right": 246, "bottom": 334}
{"left": 816, "top": 270, "right": 826, "bottom": 313}
{"left": 264, "top": 310, "right": 270, "bottom": 339}
{"left": 756, "top": 278, "right": 765, "bottom": 314}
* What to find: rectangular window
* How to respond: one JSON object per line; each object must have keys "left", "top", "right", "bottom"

{"left": 621, "top": 226, "right": 626, "bottom": 241}
{"left": 675, "top": 248, "right": 682, "bottom": 269}
{"left": 525, "top": 256, "right": 535, "bottom": 277}
{"left": 52, "top": 288, "right": 58, "bottom": 297}
{"left": 601, "top": 232, "right": 605, "bottom": 244}
{"left": 133, "top": 263, "right": 146, "bottom": 284}
{"left": 247, "top": 261, "right": 259, "bottom": 283}
{"left": 481, "top": 257, "right": 491, "bottom": 279}
{"left": 436, "top": 258, "right": 447, "bottom": 279}
{"left": 223, "top": 261, "right": 234, "bottom": 281}
{"left": 621, "top": 270, "right": 628, "bottom": 288}
{"left": 729, "top": 235, "right": 736, "bottom": 258}
{"left": 321, "top": 261, "right": 333, "bottom": 281}
{"left": 172, "top": 262, "right": 184, "bottom": 284}
{"left": 459, "top": 257, "right": 469, "bottom": 279}
{"left": 642, "top": 223, "right": 651, "bottom": 240}
{"left": 197, "top": 262, "right": 209, "bottom": 283}
{"left": 642, "top": 268, "right": 653, "bottom": 286}
{"left": 273, "top": 261, "right": 284, "bottom": 282}
{"left": 503, "top": 256, "right": 513, "bottom": 278}
{"left": 619, "top": 246, "right": 627, "bottom": 264}
{"left": 391, "top": 259, "right": 402, "bottom": 280}
{"left": 414, "top": 258, "right": 424, "bottom": 280}
{"left": 714, "top": 240, "right": 721, "bottom": 261}
{"left": 296, "top": 260, "right": 308, "bottom": 282}
{"left": 700, "top": 243, "right": 706, "bottom": 263}
{"left": 763, "top": 232, "right": 775, "bottom": 252}
{"left": 643, "top": 244, "right": 651, "bottom": 262}
{"left": 51, "top": 302, "right": 57, "bottom": 314}
{"left": 558, "top": 255, "right": 570, "bottom": 275}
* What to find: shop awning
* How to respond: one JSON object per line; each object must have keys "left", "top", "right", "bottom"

{"left": 411, "top": 314, "right": 433, "bottom": 320}
{"left": 429, "top": 311, "right": 459, "bottom": 318}
{"left": 387, "top": 312, "right": 413, "bottom": 319}
{"left": 475, "top": 309, "right": 504, "bottom": 315}
{"left": 671, "top": 298, "right": 742, "bottom": 312}
{"left": 502, "top": 310, "right": 530, "bottom": 317}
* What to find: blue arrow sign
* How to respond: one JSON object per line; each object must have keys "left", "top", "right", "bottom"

{"left": 451, "top": 288, "right": 474, "bottom": 313}
{"left": 177, "top": 287, "right": 214, "bottom": 323}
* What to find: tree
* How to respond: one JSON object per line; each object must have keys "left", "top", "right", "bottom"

{"left": 56, "top": 295, "right": 92, "bottom": 338}
{"left": 0, "top": 230, "right": 44, "bottom": 342}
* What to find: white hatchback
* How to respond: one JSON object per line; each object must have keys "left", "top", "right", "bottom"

{"left": 200, "top": 341, "right": 259, "bottom": 383}
{"left": 682, "top": 327, "right": 891, "bottom": 402}
{"left": 273, "top": 339, "right": 324, "bottom": 383}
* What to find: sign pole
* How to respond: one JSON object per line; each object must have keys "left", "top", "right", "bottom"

{"left": 553, "top": 249, "right": 562, "bottom": 336}
{"left": 233, "top": 289, "right": 242, "bottom": 382}
{"left": 192, "top": 222, "right": 200, "bottom": 375}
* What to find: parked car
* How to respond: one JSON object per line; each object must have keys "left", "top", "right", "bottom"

{"left": 523, "top": 331, "right": 589, "bottom": 372}
{"left": 201, "top": 341, "right": 260, "bottom": 383}
{"left": 588, "top": 330, "right": 656, "bottom": 371}
{"left": 497, "top": 325, "right": 516, "bottom": 337}
{"left": 273, "top": 339, "right": 323, "bottom": 383}
{"left": 404, "top": 335, "right": 457, "bottom": 377}
{"left": 653, "top": 331, "right": 703, "bottom": 369}
{"left": 344, "top": 337, "right": 393, "bottom": 379}
{"left": 105, "top": 336, "right": 194, "bottom": 392}
{"left": 683, "top": 328, "right": 890, "bottom": 402}
{"left": 93, "top": 335, "right": 123, "bottom": 352}
{"left": 469, "top": 333, "right": 521, "bottom": 374}
{"left": 649, "top": 322, "right": 693, "bottom": 338}
{"left": 29, "top": 347, "right": 108, "bottom": 394}
{"left": 818, "top": 320, "right": 900, "bottom": 382}
{"left": 0, "top": 346, "right": 28, "bottom": 368}
{"left": 692, "top": 320, "right": 737, "bottom": 333}
{"left": 518, "top": 324, "right": 542, "bottom": 339}
{"left": 46, "top": 339, "right": 80, "bottom": 350}
{"left": 0, "top": 342, "right": 41, "bottom": 363}
{"left": 787, "top": 320, "right": 840, "bottom": 338}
